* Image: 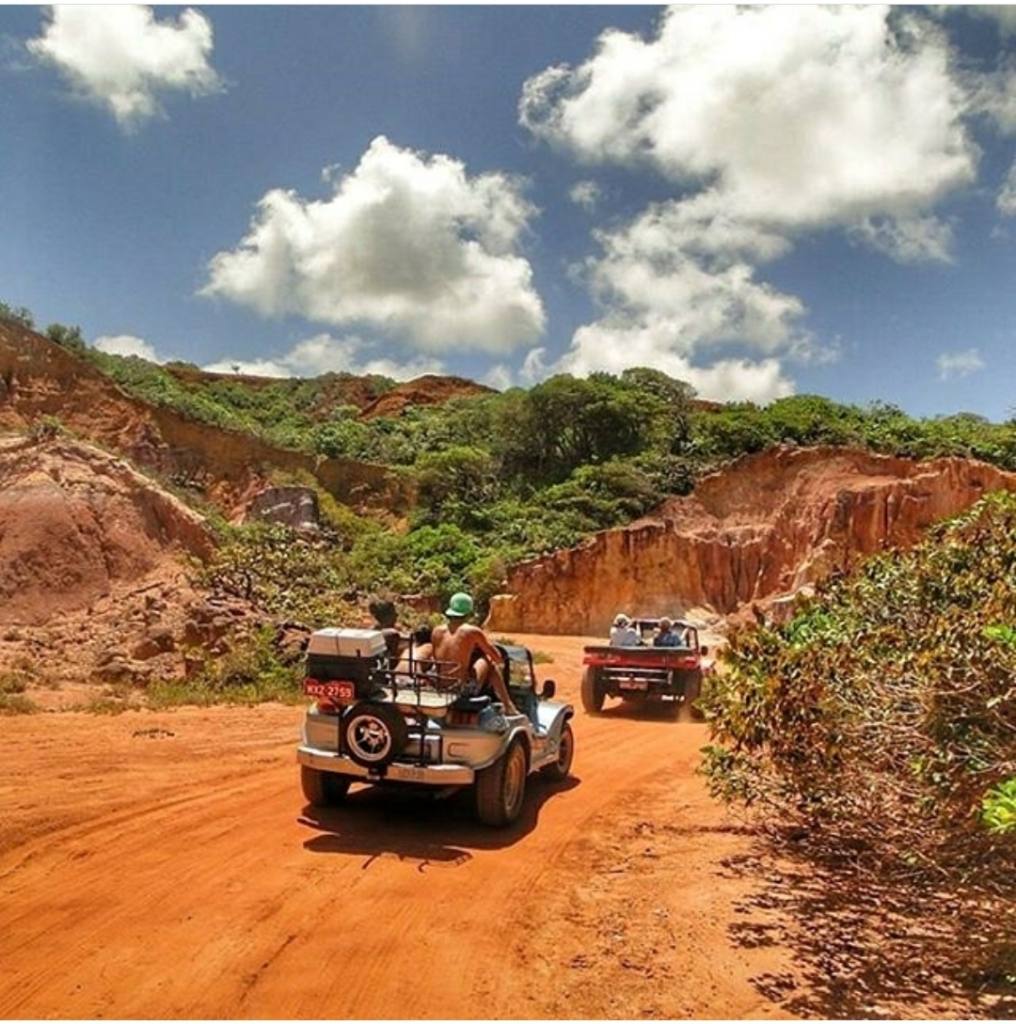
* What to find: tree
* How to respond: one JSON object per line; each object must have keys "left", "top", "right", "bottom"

{"left": 0, "top": 301, "right": 34, "bottom": 329}
{"left": 45, "top": 323, "right": 87, "bottom": 355}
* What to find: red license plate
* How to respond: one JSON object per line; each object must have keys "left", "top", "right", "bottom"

{"left": 304, "top": 679, "right": 356, "bottom": 703}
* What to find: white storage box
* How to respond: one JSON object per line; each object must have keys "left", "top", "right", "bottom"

{"left": 307, "top": 628, "right": 388, "bottom": 659}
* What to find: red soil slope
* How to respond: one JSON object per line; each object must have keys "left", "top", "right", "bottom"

{"left": 0, "top": 435, "right": 212, "bottom": 627}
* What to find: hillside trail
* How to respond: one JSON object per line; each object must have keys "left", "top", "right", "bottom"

{"left": 0, "top": 633, "right": 801, "bottom": 1019}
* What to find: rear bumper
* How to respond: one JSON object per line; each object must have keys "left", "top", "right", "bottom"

{"left": 297, "top": 746, "right": 475, "bottom": 786}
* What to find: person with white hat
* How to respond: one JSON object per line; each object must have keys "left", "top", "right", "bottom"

{"left": 609, "top": 613, "right": 641, "bottom": 647}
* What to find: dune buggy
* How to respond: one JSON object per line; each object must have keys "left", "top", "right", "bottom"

{"left": 297, "top": 628, "right": 575, "bottom": 827}
{"left": 581, "top": 618, "right": 710, "bottom": 721}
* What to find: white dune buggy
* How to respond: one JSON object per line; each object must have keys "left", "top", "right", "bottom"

{"left": 297, "top": 629, "right": 575, "bottom": 827}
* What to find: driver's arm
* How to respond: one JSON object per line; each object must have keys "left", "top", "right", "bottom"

{"left": 470, "top": 628, "right": 505, "bottom": 666}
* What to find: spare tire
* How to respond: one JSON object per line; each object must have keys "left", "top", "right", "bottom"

{"left": 342, "top": 702, "right": 408, "bottom": 769}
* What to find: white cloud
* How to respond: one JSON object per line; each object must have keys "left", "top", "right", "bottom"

{"left": 203, "top": 333, "right": 443, "bottom": 381}
{"left": 936, "top": 347, "right": 986, "bottom": 380}
{"left": 999, "top": 161, "right": 1016, "bottom": 215}
{"left": 519, "top": 5, "right": 981, "bottom": 399}
{"left": 967, "top": 61, "right": 1016, "bottom": 135}
{"left": 850, "top": 214, "right": 954, "bottom": 264}
{"left": 549, "top": 321, "right": 796, "bottom": 405}
{"left": 480, "top": 364, "right": 514, "bottom": 391}
{"left": 93, "top": 334, "right": 163, "bottom": 361}
{"left": 521, "top": 6, "right": 975, "bottom": 233}
{"left": 568, "top": 180, "right": 602, "bottom": 211}
{"left": 203, "top": 136, "right": 545, "bottom": 354}
{"left": 27, "top": 5, "right": 221, "bottom": 128}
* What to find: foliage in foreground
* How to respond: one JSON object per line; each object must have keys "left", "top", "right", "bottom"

{"left": 701, "top": 493, "right": 1016, "bottom": 1003}
{"left": 702, "top": 491, "right": 1016, "bottom": 879}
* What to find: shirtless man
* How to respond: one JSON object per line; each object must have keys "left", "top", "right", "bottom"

{"left": 430, "top": 592, "right": 517, "bottom": 713}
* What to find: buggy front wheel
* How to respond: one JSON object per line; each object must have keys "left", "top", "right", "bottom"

{"left": 541, "top": 722, "right": 574, "bottom": 782}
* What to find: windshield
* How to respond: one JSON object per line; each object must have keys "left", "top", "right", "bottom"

{"left": 502, "top": 646, "right": 535, "bottom": 689}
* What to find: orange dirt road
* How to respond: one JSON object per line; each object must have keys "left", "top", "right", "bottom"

{"left": 0, "top": 635, "right": 801, "bottom": 1019}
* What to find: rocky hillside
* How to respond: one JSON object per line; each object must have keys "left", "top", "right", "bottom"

{"left": 0, "top": 435, "right": 238, "bottom": 691}
{"left": 0, "top": 435, "right": 212, "bottom": 627}
{"left": 486, "top": 446, "right": 1016, "bottom": 634}
{"left": 0, "top": 321, "right": 406, "bottom": 515}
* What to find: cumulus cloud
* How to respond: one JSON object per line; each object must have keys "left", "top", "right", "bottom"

{"left": 568, "top": 180, "right": 602, "bottom": 211}
{"left": 203, "top": 136, "right": 545, "bottom": 353}
{"left": 519, "top": 5, "right": 981, "bottom": 399}
{"left": 93, "top": 334, "right": 163, "bottom": 361}
{"left": 27, "top": 5, "right": 221, "bottom": 128}
{"left": 203, "top": 333, "right": 444, "bottom": 381}
{"left": 936, "top": 347, "right": 986, "bottom": 380}
{"left": 480, "top": 364, "right": 515, "bottom": 391}
{"left": 550, "top": 322, "right": 796, "bottom": 404}
{"left": 521, "top": 6, "right": 974, "bottom": 232}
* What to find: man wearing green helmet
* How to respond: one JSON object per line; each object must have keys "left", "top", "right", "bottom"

{"left": 430, "top": 591, "right": 517, "bottom": 713}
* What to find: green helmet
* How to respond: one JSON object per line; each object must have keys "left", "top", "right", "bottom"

{"left": 445, "top": 591, "right": 474, "bottom": 618}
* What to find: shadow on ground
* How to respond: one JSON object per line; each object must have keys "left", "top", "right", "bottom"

{"left": 299, "top": 775, "right": 581, "bottom": 870}
{"left": 722, "top": 837, "right": 1014, "bottom": 1019}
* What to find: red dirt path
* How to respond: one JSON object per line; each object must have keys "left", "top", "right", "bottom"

{"left": 0, "top": 634, "right": 799, "bottom": 1018}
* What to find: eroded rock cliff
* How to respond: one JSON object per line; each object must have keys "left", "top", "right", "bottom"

{"left": 486, "top": 446, "right": 1016, "bottom": 635}
{"left": 0, "top": 435, "right": 213, "bottom": 627}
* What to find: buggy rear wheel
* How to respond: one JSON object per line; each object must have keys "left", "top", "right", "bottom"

{"left": 541, "top": 721, "right": 574, "bottom": 782}
{"left": 301, "top": 766, "right": 351, "bottom": 807}
{"left": 475, "top": 739, "right": 527, "bottom": 827}
{"left": 581, "top": 667, "right": 605, "bottom": 714}
{"left": 677, "top": 672, "right": 704, "bottom": 722}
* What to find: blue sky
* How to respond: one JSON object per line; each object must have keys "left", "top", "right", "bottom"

{"left": 1, "top": 4, "right": 1014, "bottom": 419}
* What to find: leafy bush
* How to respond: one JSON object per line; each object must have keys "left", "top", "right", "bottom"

{"left": 701, "top": 493, "right": 1016, "bottom": 1006}
{"left": 200, "top": 522, "right": 356, "bottom": 625}
{"left": 0, "top": 301, "right": 34, "bottom": 329}
{"left": 147, "top": 627, "right": 303, "bottom": 708}
{"left": 702, "top": 491, "right": 1016, "bottom": 876}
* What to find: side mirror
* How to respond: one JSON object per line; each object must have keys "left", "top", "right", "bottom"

{"left": 700, "top": 645, "right": 709, "bottom": 656}
{"left": 540, "top": 679, "right": 557, "bottom": 700}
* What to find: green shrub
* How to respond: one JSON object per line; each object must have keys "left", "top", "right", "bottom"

{"left": 147, "top": 628, "right": 303, "bottom": 708}
{"left": 0, "top": 301, "right": 34, "bottom": 329}
{"left": 702, "top": 491, "right": 1016, "bottom": 876}
{"left": 982, "top": 778, "right": 1016, "bottom": 835}
{"left": 0, "top": 692, "right": 39, "bottom": 714}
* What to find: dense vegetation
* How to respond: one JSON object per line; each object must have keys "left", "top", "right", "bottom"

{"left": 702, "top": 493, "right": 1015, "bottom": 1002}
{"left": 6, "top": 301, "right": 1016, "bottom": 614}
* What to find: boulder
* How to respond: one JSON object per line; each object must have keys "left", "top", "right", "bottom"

{"left": 132, "top": 627, "right": 176, "bottom": 660}
{"left": 245, "top": 486, "right": 319, "bottom": 530}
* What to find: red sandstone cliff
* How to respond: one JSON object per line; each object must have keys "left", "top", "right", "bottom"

{"left": 0, "top": 435, "right": 213, "bottom": 627}
{"left": 486, "top": 446, "right": 1016, "bottom": 635}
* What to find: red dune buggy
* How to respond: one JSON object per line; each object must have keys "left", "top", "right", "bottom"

{"left": 581, "top": 618, "right": 710, "bottom": 721}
